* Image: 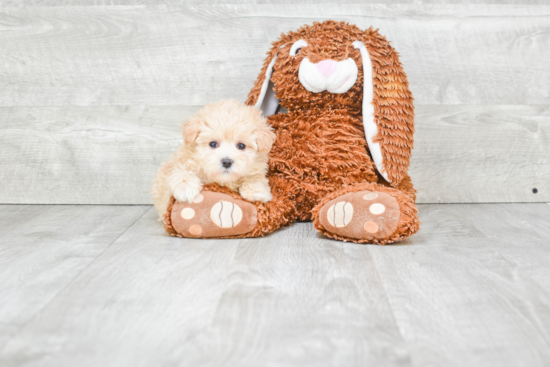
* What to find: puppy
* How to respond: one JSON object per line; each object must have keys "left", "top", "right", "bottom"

{"left": 152, "top": 99, "right": 276, "bottom": 217}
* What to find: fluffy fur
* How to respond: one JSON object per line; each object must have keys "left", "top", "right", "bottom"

{"left": 164, "top": 21, "right": 420, "bottom": 244}
{"left": 245, "top": 21, "right": 419, "bottom": 237}
{"left": 152, "top": 99, "right": 276, "bottom": 216}
{"left": 246, "top": 21, "right": 415, "bottom": 185}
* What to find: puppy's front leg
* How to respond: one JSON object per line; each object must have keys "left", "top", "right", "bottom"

{"left": 239, "top": 177, "right": 272, "bottom": 203}
{"left": 168, "top": 170, "right": 203, "bottom": 203}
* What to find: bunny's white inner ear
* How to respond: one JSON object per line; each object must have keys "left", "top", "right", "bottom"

{"left": 352, "top": 40, "right": 390, "bottom": 183}
{"left": 254, "top": 53, "right": 280, "bottom": 117}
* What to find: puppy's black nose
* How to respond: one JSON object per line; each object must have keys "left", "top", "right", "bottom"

{"left": 221, "top": 158, "right": 233, "bottom": 168}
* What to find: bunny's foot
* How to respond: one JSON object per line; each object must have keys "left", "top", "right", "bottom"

{"left": 164, "top": 191, "right": 257, "bottom": 238}
{"left": 313, "top": 183, "right": 419, "bottom": 244}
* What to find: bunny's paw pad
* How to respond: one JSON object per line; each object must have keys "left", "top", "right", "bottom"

{"left": 319, "top": 190, "right": 400, "bottom": 241}
{"left": 170, "top": 191, "right": 257, "bottom": 238}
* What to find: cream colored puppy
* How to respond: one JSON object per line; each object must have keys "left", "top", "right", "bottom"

{"left": 152, "top": 99, "right": 276, "bottom": 216}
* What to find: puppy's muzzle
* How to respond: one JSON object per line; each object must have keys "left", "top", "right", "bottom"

{"left": 221, "top": 158, "right": 233, "bottom": 169}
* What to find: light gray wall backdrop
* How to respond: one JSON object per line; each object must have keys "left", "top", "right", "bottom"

{"left": 0, "top": 1, "right": 548, "bottom": 204}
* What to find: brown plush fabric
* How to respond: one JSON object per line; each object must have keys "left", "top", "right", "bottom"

{"left": 318, "top": 190, "right": 401, "bottom": 242}
{"left": 170, "top": 191, "right": 258, "bottom": 238}
{"left": 246, "top": 21, "right": 415, "bottom": 185}
{"left": 268, "top": 110, "right": 379, "bottom": 221}
{"left": 165, "top": 179, "right": 298, "bottom": 239}
{"left": 312, "top": 182, "right": 419, "bottom": 245}
{"left": 165, "top": 20, "right": 420, "bottom": 244}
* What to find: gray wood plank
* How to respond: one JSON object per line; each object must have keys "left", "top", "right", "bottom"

{"left": 1, "top": 203, "right": 550, "bottom": 366}
{"left": 1, "top": 104, "right": 548, "bottom": 204}
{"left": 0, "top": 5, "right": 548, "bottom": 106}
{"left": 0, "top": 105, "right": 190, "bottom": 205}
{"left": 369, "top": 203, "right": 550, "bottom": 367}
{"left": 0, "top": 204, "right": 149, "bottom": 350}
{"left": 0, "top": 206, "right": 411, "bottom": 367}
{"left": 412, "top": 105, "right": 550, "bottom": 203}
{"left": 1, "top": 1, "right": 547, "bottom": 6}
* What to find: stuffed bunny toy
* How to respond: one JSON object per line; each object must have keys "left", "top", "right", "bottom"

{"left": 164, "top": 20, "right": 419, "bottom": 244}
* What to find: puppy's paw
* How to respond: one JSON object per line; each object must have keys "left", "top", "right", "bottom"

{"left": 239, "top": 181, "right": 273, "bottom": 203}
{"left": 173, "top": 182, "right": 202, "bottom": 203}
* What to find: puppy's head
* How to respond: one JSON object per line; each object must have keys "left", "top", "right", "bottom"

{"left": 182, "top": 99, "right": 275, "bottom": 184}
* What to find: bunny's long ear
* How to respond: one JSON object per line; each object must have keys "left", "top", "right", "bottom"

{"left": 353, "top": 30, "right": 415, "bottom": 185}
{"left": 245, "top": 41, "right": 286, "bottom": 116}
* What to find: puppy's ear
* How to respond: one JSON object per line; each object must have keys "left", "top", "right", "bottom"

{"left": 182, "top": 117, "right": 201, "bottom": 144}
{"left": 255, "top": 123, "right": 277, "bottom": 153}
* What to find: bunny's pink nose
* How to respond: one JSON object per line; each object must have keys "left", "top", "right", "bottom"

{"left": 316, "top": 60, "right": 338, "bottom": 77}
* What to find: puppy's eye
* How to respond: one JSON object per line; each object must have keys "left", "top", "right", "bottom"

{"left": 237, "top": 143, "right": 246, "bottom": 150}
{"left": 209, "top": 141, "right": 218, "bottom": 148}
{"left": 290, "top": 39, "right": 307, "bottom": 56}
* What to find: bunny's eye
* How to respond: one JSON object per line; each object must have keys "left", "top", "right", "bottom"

{"left": 290, "top": 39, "right": 308, "bottom": 57}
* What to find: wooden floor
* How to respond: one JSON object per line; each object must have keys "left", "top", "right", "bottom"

{"left": 1, "top": 203, "right": 550, "bottom": 367}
